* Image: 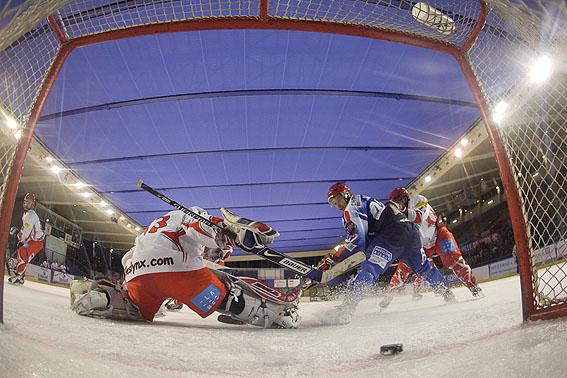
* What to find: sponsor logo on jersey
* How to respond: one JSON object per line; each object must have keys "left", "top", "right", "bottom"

{"left": 24, "top": 223, "right": 29, "bottom": 228}
{"left": 191, "top": 284, "right": 221, "bottom": 314}
{"left": 369, "top": 246, "right": 392, "bottom": 269}
{"left": 124, "top": 256, "right": 175, "bottom": 275}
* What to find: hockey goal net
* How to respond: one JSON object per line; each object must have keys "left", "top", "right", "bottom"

{"left": 0, "top": 0, "right": 565, "bottom": 321}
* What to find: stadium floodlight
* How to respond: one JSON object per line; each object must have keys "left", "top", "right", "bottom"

{"left": 105, "top": 209, "right": 114, "bottom": 215}
{"left": 454, "top": 147, "right": 463, "bottom": 158}
{"left": 126, "top": 224, "right": 132, "bottom": 228}
{"left": 135, "top": 226, "right": 141, "bottom": 232}
{"left": 50, "top": 165, "right": 62, "bottom": 175}
{"left": 460, "top": 138, "right": 469, "bottom": 146}
{"left": 45, "top": 156, "right": 53, "bottom": 163}
{"left": 424, "top": 175, "right": 432, "bottom": 183}
{"left": 6, "top": 117, "right": 18, "bottom": 129}
{"left": 529, "top": 55, "right": 553, "bottom": 84}
{"left": 492, "top": 100, "right": 509, "bottom": 125}
{"left": 98, "top": 200, "right": 108, "bottom": 207}
{"left": 74, "top": 181, "right": 87, "bottom": 189}
{"left": 79, "top": 192, "right": 91, "bottom": 198}
{"left": 14, "top": 129, "right": 22, "bottom": 140}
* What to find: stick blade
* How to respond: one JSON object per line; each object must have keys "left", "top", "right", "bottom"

{"left": 136, "top": 179, "right": 144, "bottom": 188}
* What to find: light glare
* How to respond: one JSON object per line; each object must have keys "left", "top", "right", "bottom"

{"left": 50, "top": 165, "right": 62, "bottom": 175}
{"left": 529, "top": 55, "right": 552, "bottom": 83}
{"left": 454, "top": 147, "right": 463, "bottom": 158}
{"left": 6, "top": 117, "right": 18, "bottom": 129}
{"left": 424, "top": 175, "right": 432, "bottom": 183}
{"left": 492, "top": 101, "right": 509, "bottom": 125}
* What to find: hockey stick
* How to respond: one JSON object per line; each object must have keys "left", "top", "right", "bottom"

{"left": 302, "top": 251, "right": 366, "bottom": 290}
{"left": 136, "top": 180, "right": 325, "bottom": 281}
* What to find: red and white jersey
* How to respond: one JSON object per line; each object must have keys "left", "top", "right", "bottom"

{"left": 19, "top": 209, "right": 44, "bottom": 243}
{"left": 122, "top": 208, "right": 230, "bottom": 282}
{"left": 406, "top": 194, "right": 438, "bottom": 249}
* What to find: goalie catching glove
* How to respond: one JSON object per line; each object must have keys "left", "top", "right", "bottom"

{"left": 220, "top": 208, "right": 279, "bottom": 251}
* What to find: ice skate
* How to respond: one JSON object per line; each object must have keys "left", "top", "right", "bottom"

{"left": 442, "top": 288, "right": 457, "bottom": 304}
{"left": 379, "top": 293, "right": 394, "bottom": 311}
{"left": 434, "top": 284, "right": 457, "bottom": 304}
{"left": 8, "top": 274, "right": 24, "bottom": 285}
{"left": 412, "top": 292, "right": 423, "bottom": 301}
{"left": 470, "top": 285, "right": 484, "bottom": 298}
{"left": 164, "top": 298, "right": 184, "bottom": 311}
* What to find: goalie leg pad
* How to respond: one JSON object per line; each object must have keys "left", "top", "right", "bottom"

{"left": 69, "top": 278, "right": 98, "bottom": 306}
{"left": 71, "top": 290, "right": 109, "bottom": 316}
{"left": 220, "top": 208, "right": 279, "bottom": 250}
{"left": 70, "top": 279, "right": 144, "bottom": 321}
{"left": 217, "top": 274, "right": 300, "bottom": 329}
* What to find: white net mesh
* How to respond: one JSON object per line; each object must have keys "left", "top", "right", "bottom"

{"left": 0, "top": 14, "right": 62, "bottom": 215}
{"left": 270, "top": 0, "right": 481, "bottom": 46}
{"left": 467, "top": 1, "right": 567, "bottom": 312}
{"left": 56, "top": 0, "right": 260, "bottom": 39}
{"left": 0, "top": 0, "right": 565, "bottom": 319}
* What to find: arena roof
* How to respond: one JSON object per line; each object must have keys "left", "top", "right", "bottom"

{"left": 11, "top": 24, "right": 506, "bottom": 255}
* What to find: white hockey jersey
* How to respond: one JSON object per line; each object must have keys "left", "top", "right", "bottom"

{"left": 19, "top": 209, "right": 44, "bottom": 243}
{"left": 406, "top": 194, "right": 438, "bottom": 249}
{"left": 122, "top": 208, "right": 229, "bottom": 282}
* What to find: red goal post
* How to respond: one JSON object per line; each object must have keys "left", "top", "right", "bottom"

{"left": 0, "top": 0, "right": 565, "bottom": 322}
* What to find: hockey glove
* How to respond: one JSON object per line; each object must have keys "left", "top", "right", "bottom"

{"left": 221, "top": 208, "right": 279, "bottom": 251}
{"left": 317, "top": 252, "right": 342, "bottom": 271}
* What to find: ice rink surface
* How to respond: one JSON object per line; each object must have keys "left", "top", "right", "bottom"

{"left": 1, "top": 275, "right": 567, "bottom": 378}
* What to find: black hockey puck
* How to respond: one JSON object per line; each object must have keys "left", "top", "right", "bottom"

{"left": 380, "top": 343, "right": 403, "bottom": 356}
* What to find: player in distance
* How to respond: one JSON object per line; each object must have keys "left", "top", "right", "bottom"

{"left": 380, "top": 188, "right": 483, "bottom": 309}
{"left": 70, "top": 207, "right": 300, "bottom": 329}
{"left": 322, "top": 183, "right": 456, "bottom": 324}
{"left": 7, "top": 193, "right": 45, "bottom": 285}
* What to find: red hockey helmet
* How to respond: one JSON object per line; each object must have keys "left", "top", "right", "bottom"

{"left": 327, "top": 183, "right": 352, "bottom": 203}
{"left": 388, "top": 187, "right": 409, "bottom": 204}
{"left": 23, "top": 192, "right": 37, "bottom": 209}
